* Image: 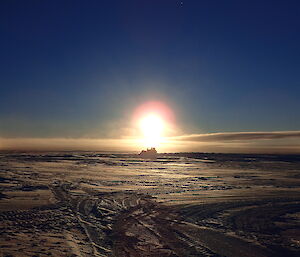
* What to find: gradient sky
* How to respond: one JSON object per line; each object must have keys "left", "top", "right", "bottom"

{"left": 0, "top": 1, "right": 300, "bottom": 152}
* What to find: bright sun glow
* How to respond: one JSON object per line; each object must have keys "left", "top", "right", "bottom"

{"left": 139, "top": 114, "right": 165, "bottom": 148}
{"left": 133, "top": 101, "right": 175, "bottom": 149}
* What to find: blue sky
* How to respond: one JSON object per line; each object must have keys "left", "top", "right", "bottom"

{"left": 0, "top": 0, "right": 299, "bottom": 151}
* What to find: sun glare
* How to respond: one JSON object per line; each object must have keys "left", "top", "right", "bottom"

{"left": 133, "top": 101, "right": 175, "bottom": 149}
{"left": 139, "top": 114, "right": 165, "bottom": 148}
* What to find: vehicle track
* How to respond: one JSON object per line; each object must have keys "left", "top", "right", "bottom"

{"left": 50, "top": 182, "right": 296, "bottom": 257}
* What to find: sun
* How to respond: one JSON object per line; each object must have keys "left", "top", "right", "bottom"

{"left": 139, "top": 113, "right": 165, "bottom": 148}
{"left": 133, "top": 101, "right": 175, "bottom": 149}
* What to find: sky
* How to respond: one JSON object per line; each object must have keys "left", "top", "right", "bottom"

{"left": 0, "top": 0, "right": 300, "bottom": 152}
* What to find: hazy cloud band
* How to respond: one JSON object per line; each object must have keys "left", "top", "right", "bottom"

{"left": 1, "top": 131, "right": 300, "bottom": 153}
{"left": 170, "top": 131, "right": 300, "bottom": 142}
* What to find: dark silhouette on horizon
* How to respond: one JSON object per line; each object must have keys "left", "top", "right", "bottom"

{"left": 139, "top": 147, "right": 157, "bottom": 159}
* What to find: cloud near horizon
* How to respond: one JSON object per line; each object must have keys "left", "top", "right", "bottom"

{"left": 170, "top": 131, "right": 300, "bottom": 142}
{"left": 0, "top": 131, "right": 300, "bottom": 154}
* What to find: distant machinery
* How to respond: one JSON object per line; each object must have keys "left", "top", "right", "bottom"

{"left": 139, "top": 147, "right": 157, "bottom": 159}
